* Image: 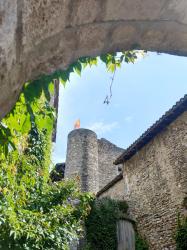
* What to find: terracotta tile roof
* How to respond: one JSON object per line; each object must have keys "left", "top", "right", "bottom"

{"left": 114, "top": 95, "right": 187, "bottom": 165}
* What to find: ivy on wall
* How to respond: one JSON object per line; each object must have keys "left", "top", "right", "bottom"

{"left": 175, "top": 216, "right": 187, "bottom": 250}
{"left": 85, "top": 197, "right": 149, "bottom": 250}
{"left": 85, "top": 198, "right": 129, "bottom": 250}
{"left": 135, "top": 234, "right": 149, "bottom": 250}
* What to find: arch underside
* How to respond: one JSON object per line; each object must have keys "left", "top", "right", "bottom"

{"left": 0, "top": 0, "right": 187, "bottom": 118}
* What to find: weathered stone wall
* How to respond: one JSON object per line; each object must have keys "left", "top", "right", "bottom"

{"left": 65, "top": 129, "right": 99, "bottom": 193}
{"left": 1, "top": 0, "right": 187, "bottom": 118}
{"left": 99, "top": 178, "right": 125, "bottom": 201}
{"left": 98, "top": 111, "right": 187, "bottom": 250}
{"left": 98, "top": 138, "right": 123, "bottom": 190}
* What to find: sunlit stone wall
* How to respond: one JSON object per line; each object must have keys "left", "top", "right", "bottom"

{"left": 65, "top": 129, "right": 123, "bottom": 192}
{"left": 99, "top": 111, "right": 187, "bottom": 250}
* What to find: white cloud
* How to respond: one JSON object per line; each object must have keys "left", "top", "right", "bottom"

{"left": 88, "top": 121, "right": 118, "bottom": 135}
{"left": 124, "top": 116, "right": 133, "bottom": 123}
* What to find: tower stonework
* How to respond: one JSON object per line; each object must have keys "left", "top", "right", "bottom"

{"left": 65, "top": 129, "right": 99, "bottom": 193}
{"left": 65, "top": 129, "right": 124, "bottom": 193}
{"left": 98, "top": 138, "right": 124, "bottom": 190}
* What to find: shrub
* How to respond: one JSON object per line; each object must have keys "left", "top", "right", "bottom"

{"left": 85, "top": 198, "right": 128, "bottom": 250}
{"left": 175, "top": 216, "right": 187, "bottom": 250}
{"left": 135, "top": 233, "right": 149, "bottom": 250}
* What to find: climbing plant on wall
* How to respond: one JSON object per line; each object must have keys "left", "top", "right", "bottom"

{"left": 175, "top": 215, "right": 187, "bottom": 250}
{"left": 84, "top": 198, "right": 129, "bottom": 250}
{"left": 84, "top": 197, "right": 149, "bottom": 250}
{"left": 0, "top": 51, "right": 141, "bottom": 249}
{"left": 135, "top": 234, "right": 149, "bottom": 250}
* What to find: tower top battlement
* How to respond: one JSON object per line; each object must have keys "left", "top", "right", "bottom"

{"left": 68, "top": 128, "right": 97, "bottom": 138}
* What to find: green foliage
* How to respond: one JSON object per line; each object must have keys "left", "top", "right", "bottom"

{"left": 0, "top": 79, "right": 93, "bottom": 249}
{"left": 85, "top": 198, "right": 128, "bottom": 250}
{"left": 117, "top": 200, "right": 129, "bottom": 214}
{"left": 175, "top": 216, "right": 187, "bottom": 250}
{"left": 0, "top": 175, "right": 92, "bottom": 249}
{"left": 79, "top": 51, "right": 140, "bottom": 74}
{"left": 31, "top": 51, "right": 140, "bottom": 91}
{"left": 135, "top": 234, "right": 149, "bottom": 250}
{"left": 0, "top": 78, "right": 55, "bottom": 159}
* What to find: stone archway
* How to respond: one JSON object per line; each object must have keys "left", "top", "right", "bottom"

{"left": 1, "top": 0, "right": 187, "bottom": 118}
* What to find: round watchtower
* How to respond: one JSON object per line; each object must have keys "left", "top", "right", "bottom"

{"left": 65, "top": 129, "right": 99, "bottom": 193}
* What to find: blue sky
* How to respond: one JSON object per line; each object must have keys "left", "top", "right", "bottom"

{"left": 52, "top": 52, "right": 187, "bottom": 164}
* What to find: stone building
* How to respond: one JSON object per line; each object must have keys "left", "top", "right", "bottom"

{"left": 65, "top": 129, "right": 124, "bottom": 193}
{"left": 65, "top": 94, "right": 187, "bottom": 250}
